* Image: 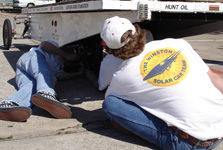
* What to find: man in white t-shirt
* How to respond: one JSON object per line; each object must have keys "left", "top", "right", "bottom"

{"left": 0, "top": 40, "right": 82, "bottom": 122}
{"left": 88, "top": 16, "right": 223, "bottom": 150}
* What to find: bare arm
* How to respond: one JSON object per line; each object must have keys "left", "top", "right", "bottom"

{"left": 207, "top": 69, "right": 223, "bottom": 94}
{"left": 39, "top": 41, "right": 79, "bottom": 62}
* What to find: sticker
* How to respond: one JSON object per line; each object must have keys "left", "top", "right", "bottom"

{"left": 209, "top": 5, "right": 219, "bottom": 11}
{"left": 140, "top": 48, "right": 189, "bottom": 87}
{"left": 165, "top": 4, "right": 188, "bottom": 10}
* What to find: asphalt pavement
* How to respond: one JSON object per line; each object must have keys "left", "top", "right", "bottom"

{"left": 0, "top": 12, "right": 222, "bottom": 150}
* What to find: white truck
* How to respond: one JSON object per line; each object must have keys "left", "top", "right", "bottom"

{"left": 2, "top": 0, "right": 223, "bottom": 72}
{"left": 13, "top": 0, "right": 56, "bottom": 8}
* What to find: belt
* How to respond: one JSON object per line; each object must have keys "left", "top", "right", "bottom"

{"left": 171, "top": 126, "right": 223, "bottom": 147}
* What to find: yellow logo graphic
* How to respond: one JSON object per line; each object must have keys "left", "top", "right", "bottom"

{"left": 140, "top": 48, "right": 189, "bottom": 87}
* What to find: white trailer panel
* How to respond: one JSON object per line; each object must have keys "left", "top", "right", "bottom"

{"left": 20, "top": 0, "right": 223, "bottom": 46}
{"left": 30, "top": 10, "right": 138, "bottom": 46}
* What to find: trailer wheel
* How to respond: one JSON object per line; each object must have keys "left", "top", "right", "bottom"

{"left": 3, "top": 19, "right": 12, "bottom": 50}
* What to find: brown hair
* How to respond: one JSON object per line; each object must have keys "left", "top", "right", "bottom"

{"left": 104, "top": 24, "right": 146, "bottom": 60}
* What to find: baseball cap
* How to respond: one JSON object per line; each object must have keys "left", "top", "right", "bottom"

{"left": 100, "top": 16, "right": 136, "bottom": 49}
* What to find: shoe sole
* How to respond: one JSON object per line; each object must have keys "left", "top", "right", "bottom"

{"left": 31, "top": 94, "right": 72, "bottom": 119}
{"left": 0, "top": 107, "right": 31, "bottom": 122}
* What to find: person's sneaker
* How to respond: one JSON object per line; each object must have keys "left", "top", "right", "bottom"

{"left": 31, "top": 91, "right": 72, "bottom": 119}
{"left": 0, "top": 101, "right": 32, "bottom": 122}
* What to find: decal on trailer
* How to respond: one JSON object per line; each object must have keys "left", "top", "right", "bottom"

{"left": 209, "top": 5, "right": 219, "bottom": 11}
{"left": 165, "top": 4, "right": 188, "bottom": 10}
{"left": 52, "top": 33, "right": 60, "bottom": 41}
{"left": 26, "top": 1, "right": 97, "bottom": 14}
{"left": 140, "top": 2, "right": 223, "bottom": 13}
{"left": 161, "top": 2, "right": 195, "bottom": 12}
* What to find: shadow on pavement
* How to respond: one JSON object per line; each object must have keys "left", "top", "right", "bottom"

{"left": 32, "top": 76, "right": 159, "bottom": 149}
{"left": 0, "top": 43, "right": 37, "bottom": 51}
{"left": 1, "top": 43, "right": 38, "bottom": 71}
{"left": 71, "top": 105, "right": 159, "bottom": 150}
{"left": 203, "top": 59, "right": 223, "bottom": 65}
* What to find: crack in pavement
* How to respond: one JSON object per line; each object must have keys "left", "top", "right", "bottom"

{"left": 0, "top": 119, "right": 112, "bottom": 142}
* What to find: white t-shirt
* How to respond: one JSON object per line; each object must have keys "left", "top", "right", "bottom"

{"left": 98, "top": 38, "right": 223, "bottom": 140}
{"left": 98, "top": 54, "right": 123, "bottom": 90}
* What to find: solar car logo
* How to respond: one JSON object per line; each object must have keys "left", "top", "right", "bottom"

{"left": 140, "top": 48, "right": 189, "bottom": 87}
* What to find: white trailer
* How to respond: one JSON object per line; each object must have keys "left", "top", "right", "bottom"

{"left": 2, "top": 0, "right": 223, "bottom": 72}
{"left": 19, "top": 0, "right": 223, "bottom": 46}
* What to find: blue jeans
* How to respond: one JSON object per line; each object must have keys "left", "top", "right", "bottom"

{"left": 102, "top": 95, "right": 223, "bottom": 150}
{"left": 4, "top": 50, "right": 57, "bottom": 107}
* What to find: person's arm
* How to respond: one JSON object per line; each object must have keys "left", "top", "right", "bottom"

{"left": 39, "top": 41, "right": 79, "bottom": 62}
{"left": 85, "top": 54, "right": 123, "bottom": 90}
{"left": 97, "top": 54, "right": 123, "bottom": 91}
{"left": 207, "top": 69, "right": 223, "bottom": 94}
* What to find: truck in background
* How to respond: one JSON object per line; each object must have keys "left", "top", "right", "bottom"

{"left": 13, "top": 0, "right": 56, "bottom": 8}
{"left": 0, "top": 0, "right": 13, "bottom": 8}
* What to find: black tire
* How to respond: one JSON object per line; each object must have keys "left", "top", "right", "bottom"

{"left": 27, "top": 3, "right": 35, "bottom": 7}
{"left": 3, "top": 19, "right": 12, "bottom": 50}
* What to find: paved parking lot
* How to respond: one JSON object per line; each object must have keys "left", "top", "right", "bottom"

{"left": 0, "top": 12, "right": 222, "bottom": 150}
